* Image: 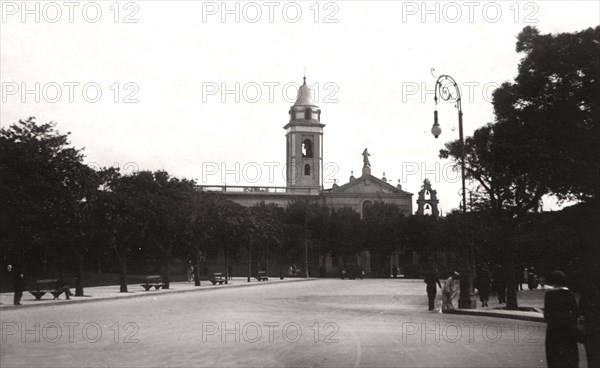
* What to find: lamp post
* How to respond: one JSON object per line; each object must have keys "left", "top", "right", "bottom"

{"left": 432, "top": 73, "right": 476, "bottom": 309}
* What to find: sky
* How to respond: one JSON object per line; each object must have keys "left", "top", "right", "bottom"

{"left": 2, "top": 0, "right": 598, "bottom": 213}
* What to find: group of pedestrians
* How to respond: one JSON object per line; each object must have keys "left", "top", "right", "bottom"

{"left": 423, "top": 265, "right": 599, "bottom": 368}
{"left": 423, "top": 268, "right": 460, "bottom": 312}
{"left": 519, "top": 267, "right": 543, "bottom": 291}
{"left": 475, "top": 264, "right": 540, "bottom": 307}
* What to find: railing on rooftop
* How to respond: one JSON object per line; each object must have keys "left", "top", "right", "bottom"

{"left": 195, "top": 185, "right": 289, "bottom": 194}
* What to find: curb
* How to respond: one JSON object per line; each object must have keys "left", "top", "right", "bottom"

{"left": 444, "top": 309, "right": 545, "bottom": 323}
{"left": 0, "top": 278, "right": 316, "bottom": 311}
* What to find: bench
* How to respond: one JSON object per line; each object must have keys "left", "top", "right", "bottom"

{"left": 209, "top": 272, "right": 225, "bottom": 285}
{"left": 29, "top": 279, "right": 63, "bottom": 300}
{"left": 140, "top": 275, "right": 164, "bottom": 291}
{"left": 255, "top": 270, "right": 268, "bottom": 282}
{"left": 342, "top": 266, "right": 364, "bottom": 280}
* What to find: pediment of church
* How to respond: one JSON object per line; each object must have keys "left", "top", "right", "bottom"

{"left": 328, "top": 175, "right": 411, "bottom": 195}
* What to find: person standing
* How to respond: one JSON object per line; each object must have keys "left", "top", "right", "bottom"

{"left": 11, "top": 266, "right": 24, "bottom": 305}
{"left": 186, "top": 262, "right": 194, "bottom": 282}
{"left": 424, "top": 268, "right": 442, "bottom": 311}
{"left": 544, "top": 270, "right": 579, "bottom": 368}
{"left": 475, "top": 268, "right": 492, "bottom": 307}
{"left": 442, "top": 272, "right": 460, "bottom": 312}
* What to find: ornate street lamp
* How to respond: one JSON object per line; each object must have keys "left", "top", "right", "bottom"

{"left": 432, "top": 72, "right": 476, "bottom": 309}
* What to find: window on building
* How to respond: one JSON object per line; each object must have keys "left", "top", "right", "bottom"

{"left": 305, "top": 108, "right": 312, "bottom": 120}
{"left": 302, "top": 139, "right": 313, "bottom": 158}
{"left": 304, "top": 164, "right": 311, "bottom": 176}
{"left": 362, "top": 200, "right": 373, "bottom": 218}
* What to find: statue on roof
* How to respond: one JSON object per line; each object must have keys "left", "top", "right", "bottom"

{"left": 362, "top": 148, "right": 371, "bottom": 167}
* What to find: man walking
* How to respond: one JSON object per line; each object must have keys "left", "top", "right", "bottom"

{"left": 424, "top": 268, "right": 442, "bottom": 311}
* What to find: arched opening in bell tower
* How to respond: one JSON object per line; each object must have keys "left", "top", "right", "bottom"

{"left": 302, "top": 139, "right": 313, "bottom": 158}
{"left": 304, "top": 108, "right": 312, "bottom": 120}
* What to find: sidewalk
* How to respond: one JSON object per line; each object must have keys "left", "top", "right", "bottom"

{"left": 0, "top": 277, "right": 312, "bottom": 311}
{"left": 446, "top": 288, "right": 547, "bottom": 322}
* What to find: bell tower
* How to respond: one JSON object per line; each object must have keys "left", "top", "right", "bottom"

{"left": 416, "top": 178, "right": 440, "bottom": 217}
{"left": 284, "top": 77, "right": 324, "bottom": 194}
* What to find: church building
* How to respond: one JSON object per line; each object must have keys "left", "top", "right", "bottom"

{"left": 197, "top": 77, "right": 422, "bottom": 276}
{"left": 197, "top": 77, "right": 413, "bottom": 214}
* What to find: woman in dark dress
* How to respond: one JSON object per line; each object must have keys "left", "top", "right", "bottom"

{"left": 544, "top": 270, "right": 579, "bottom": 368}
{"left": 475, "top": 268, "right": 492, "bottom": 307}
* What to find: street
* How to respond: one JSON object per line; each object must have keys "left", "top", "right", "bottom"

{"left": 0, "top": 279, "right": 550, "bottom": 367}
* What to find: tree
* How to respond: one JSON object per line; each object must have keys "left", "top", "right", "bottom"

{"left": 362, "top": 202, "right": 404, "bottom": 277}
{"left": 440, "top": 26, "right": 600, "bottom": 308}
{"left": 179, "top": 192, "right": 212, "bottom": 286}
{"left": 283, "top": 200, "right": 328, "bottom": 277}
{"left": 96, "top": 171, "right": 148, "bottom": 292}
{"left": 496, "top": 26, "right": 599, "bottom": 202}
{"left": 322, "top": 207, "right": 363, "bottom": 263}
{"left": 209, "top": 197, "right": 248, "bottom": 281}
{"left": 249, "top": 203, "right": 283, "bottom": 280}
{"left": 0, "top": 118, "right": 100, "bottom": 294}
{"left": 141, "top": 171, "right": 198, "bottom": 289}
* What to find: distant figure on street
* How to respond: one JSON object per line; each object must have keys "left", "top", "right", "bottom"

{"left": 528, "top": 267, "right": 538, "bottom": 290}
{"left": 10, "top": 265, "right": 24, "bottom": 305}
{"left": 442, "top": 272, "right": 460, "bottom": 312}
{"left": 544, "top": 270, "right": 579, "bottom": 368}
{"left": 475, "top": 267, "right": 492, "bottom": 307}
{"left": 522, "top": 268, "right": 529, "bottom": 290}
{"left": 55, "top": 273, "right": 72, "bottom": 300}
{"left": 424, "top": 268, "right": 442, "bottom": 311}
{"left": 392, "top": 265, "right": 398, "bottom": 278}
{"left": 186, "top": 262, "right": 194, "bottom": 282}
{"left": 289, "top": 264, "right": 300, "bottom": 277}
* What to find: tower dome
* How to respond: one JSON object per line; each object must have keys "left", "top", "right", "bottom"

{"left": 293, "top": 77, "right": 317, "bottom": 107}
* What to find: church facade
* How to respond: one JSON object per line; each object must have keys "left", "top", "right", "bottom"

{"left": 197, "top": 77, "right": 422, "bottom": 276}
{"left": 197, "top": 78, "right": 413, "bottom": 215}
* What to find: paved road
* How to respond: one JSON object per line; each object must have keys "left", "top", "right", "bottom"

{"left": 1, "top": 279, "right": 553, "bottom": 367}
